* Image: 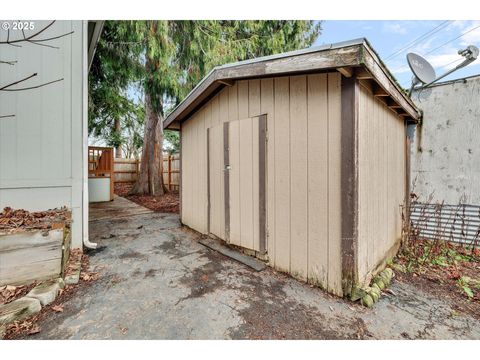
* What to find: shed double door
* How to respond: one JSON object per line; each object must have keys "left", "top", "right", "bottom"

{"left": 208, "top": 115, "right": 267, "bottom": 253}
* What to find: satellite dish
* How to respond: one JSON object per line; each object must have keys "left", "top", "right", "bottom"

{"left": 406, "top": 46, "right": 479, "bottom": 97}
{"left": 407, "top": 53, "right": 436, "bottom": 84}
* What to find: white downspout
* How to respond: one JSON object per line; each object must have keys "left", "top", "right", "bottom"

{"left": 82, "top": 20, "right": 97, "bottom": 249}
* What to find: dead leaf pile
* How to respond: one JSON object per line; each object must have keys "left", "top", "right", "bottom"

{"left": 114, "top": 183, "right": 180, "bottom": 213}
{"left": 0, "top": 283, "right": 36, "bottom": 305}
{"left": 81, "top": 272, "right": 100, "bottom": 282}
{"left": 0, "top": 207, "right": 71, "bottom": 234}
{"left": 3, "top": 249, "right": 100, "bottom": 339}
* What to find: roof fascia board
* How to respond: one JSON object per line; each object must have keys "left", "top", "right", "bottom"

{"left": 164, "top": 39, "right": 421, "bottom": 129}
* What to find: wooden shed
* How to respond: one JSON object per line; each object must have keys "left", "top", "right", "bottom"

{"left": 164, "top": 38, "right": 421, "bottom": 297}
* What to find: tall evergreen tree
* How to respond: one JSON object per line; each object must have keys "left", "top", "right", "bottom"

{"left": 88, "top": 21, "right": 144, "bottom": 158}
{"left": 90, "top": 21, "right": 322, "bottom": 195}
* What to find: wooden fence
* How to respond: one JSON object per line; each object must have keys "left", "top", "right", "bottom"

{"left": 114, "top": 154, "right": 180, "bottom": 191}
{"left": 88, "top": 146, "right": 114, "bottom": 201}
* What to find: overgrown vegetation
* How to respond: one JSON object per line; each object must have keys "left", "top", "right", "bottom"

{"left": 394, "top": 196, "right": 480, "bottom": 303}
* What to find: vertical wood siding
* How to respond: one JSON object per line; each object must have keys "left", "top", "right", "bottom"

{"left": 357, "top": 84, "right": 406, "bottom": 284}
{"left": 181, "top": 73, "right": 343, "bottom": 294}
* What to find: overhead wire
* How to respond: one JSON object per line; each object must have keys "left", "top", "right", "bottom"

{"left": 385, "top": 21, "right": 451, "bottom": 61}
{"left": 425, "top": 24, "right": 480, "bottom": 55}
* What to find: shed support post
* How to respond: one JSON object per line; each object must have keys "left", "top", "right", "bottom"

{"left": 340, "top": 75, "right": 359, "bottom": 297}
{"left": 223, "top": 122, "right": 230, "bottom": 241}
{"left": 179, "top": 126, "right": 183, "bottom": 224}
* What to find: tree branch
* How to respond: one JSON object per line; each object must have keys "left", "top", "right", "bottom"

{"left": 1, "top": 77, "right": 64, "bottom": 92}
{"left": 0, "top": 21, "right": 74, "bottom": 48}
{"left": 0, "top": 73, "right": 37, "bottom": 90}
{"left": 0, "top": 60, "right": 17, "bottom": 65}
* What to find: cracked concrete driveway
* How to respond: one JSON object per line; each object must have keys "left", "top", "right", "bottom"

{"left": 29, "top": 198, "right": 480, "bottom": 339}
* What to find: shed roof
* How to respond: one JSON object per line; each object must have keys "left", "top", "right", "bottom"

{"left": 164, "top": 38, "right": 421, "bottom": 130}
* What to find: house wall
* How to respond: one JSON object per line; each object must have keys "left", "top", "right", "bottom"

{"left": 0, "top": 21, "right": 86, "bottom": 248}
{"left": 410, "top": 75, "right": 480, "bottom": 205}
{"left": 357, "top": 83, "right": 406, "bottom": 285}
{"left": 181, "top": 73, "right": 344, "bottom": 295}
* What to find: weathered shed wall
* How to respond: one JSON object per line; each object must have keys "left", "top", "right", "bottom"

{"left": 410, "top": 75, "right": 480, "bottom": 205}
{"left": 181, "top": 73, "right": 343, "bottom": 295}
{"left": 0, "top": 21, "right": 86, "bottom": 248}
{"left": 357, "top": 83, "right": 406, "bottom": 284}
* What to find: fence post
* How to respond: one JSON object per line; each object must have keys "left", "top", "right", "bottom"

{"left": 168, "top": 155, "right": 172, "bottom": 191}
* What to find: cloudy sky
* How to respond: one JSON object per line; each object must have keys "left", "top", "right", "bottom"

{"left": 314, "top": 20, "right": 480, "bottom": 88}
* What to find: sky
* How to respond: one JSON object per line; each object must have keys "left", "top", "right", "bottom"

{"left": 313, "top": 20, "right": 480, "bottom": 88}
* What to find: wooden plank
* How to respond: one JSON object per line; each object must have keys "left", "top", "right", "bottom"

{"left": 211, "top": 95, "right": 220, "bottom": 126}
{"left": 258, "top": 115, "right": 267, "bottom": 254}
{"left": 239, "top": 116, "right": 254, "bottom": 250}
{"left": 207, "top": 128, "right": 211, "bottom": 233}
{"left": 307, "top": 73, "right": 329, "bottom": 287}
{"left": 340, "top": 76, "right": 359, "bottom": 297}
{"left": 223, "top": 122, "right": 231, "bottom": 241}
{"left": 337, "top": 67, "right": 353, "bottom": 78}
{"left": 0, "top": 230, "right": 63, "bottom": 286}
{"left": 228, "top": 83, "right": 238, "bottom": 122}
{"left": 327, "top": 72, "right": 343, "bottom": 296}
{"left": 248, "top": 79, "right": 261, "bottom": 117}
{"left": 355, "top": 67, "right": 373, "bottom": 80}
{"left": 357, "top": 85, "right": 368, "bottom": 281}
{"left": 219, "top": 88, "right": 229, "bottom": 123}
{"left": 219, "top": 45, "right": 361, "bottom": 81}
{"left": 289, "top": 75, "right": 308, "bottom": 281}
{"left": 273, "top": 77, "right": 291, "bottom": 272}
{"left": 164, "top": 45, "right": 362, "bottom": 128}
{"left": 238, "top": 80, "right": 249, "bottom": 119}
{"left": 228, "top": 119, "right": 241, "bottom": 246}
{"left": 199, "top": 238, "right": 266, "bottom": 272}
{"left": 208, "top": 124, "right": 224, "bottom": 239}
{"left": 249, "top": 80, "right": 261, "bottom": 251}
{"left": 361, "top": 45, "right": 419, "bottom": 120}
{"left": 260, "top": 78, "right": 275, "bottom": 263}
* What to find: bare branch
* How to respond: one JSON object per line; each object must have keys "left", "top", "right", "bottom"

{"left": 0, "top": 114, "right": 15, "bottom": 119}
{"left": 0, "top": 73, "right": 37, "bottom": 90}
{"left": 1, "top": 77, "right": 64, "bottom": 92}
{"left": 0, "top": 60, "right": 17, "bottom": 65}
{"left": 26, "top": 40, "right": 59, "bottom": 49}
{"left": 0, "top": 21, "right": 74, "bottom": 49}
{"left": 0, "top": 20, "right": 56, "bottom": 45}
{"left": 29, "top": 31, "right": 75, "bottom": 43}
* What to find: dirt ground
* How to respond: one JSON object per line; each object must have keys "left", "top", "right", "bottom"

{"left": 10, "top": 198, "right": 479, "bottom": 340}
{"left": 114, "top": 183, "right": 179, "bottom": 213}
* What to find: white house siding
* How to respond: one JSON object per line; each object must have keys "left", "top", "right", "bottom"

{"left": 0, "top": 20, "right": 87, "bottom": 248}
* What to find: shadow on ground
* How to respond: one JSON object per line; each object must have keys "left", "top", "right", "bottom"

{"left": 25, "top": 198, "right": 480, "bottom": 339}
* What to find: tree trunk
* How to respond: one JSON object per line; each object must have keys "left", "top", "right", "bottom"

{"left": 114, "top": 118, "right": 122, "bottom": 158}
{"left": 130, "top": 92, "right": 166, "bottom": 196}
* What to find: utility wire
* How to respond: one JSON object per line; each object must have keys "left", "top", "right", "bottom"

{"left": 425, "top": 24, "right": 480, "bottom": 55}
{"left": 385, "top": 20, "right": 451, "bottom": 61}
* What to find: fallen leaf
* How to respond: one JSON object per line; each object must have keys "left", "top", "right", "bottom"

{"left": 28, "top": 325, "right": 40, "bottom": 335}
{"left": 384, "top": 289, "right": 397, "bottom": 296}
{"left": 52, "top": 305, "right": 64, "bottom": 313}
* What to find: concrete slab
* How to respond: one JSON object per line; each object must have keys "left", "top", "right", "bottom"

{"left": 20, "top": 199, "right": 480, "bottom": 339}
{"left": 199, "top": 238, "right": 266, "bottom": 272}
{"left": 89, "top": 195, "right": 152, "bottom": 222}
{"left": 26, "top": 278, "right": 64, "bottom": 306}
{"left": 0, "top": 297, "right": 41, "bottom": 326}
